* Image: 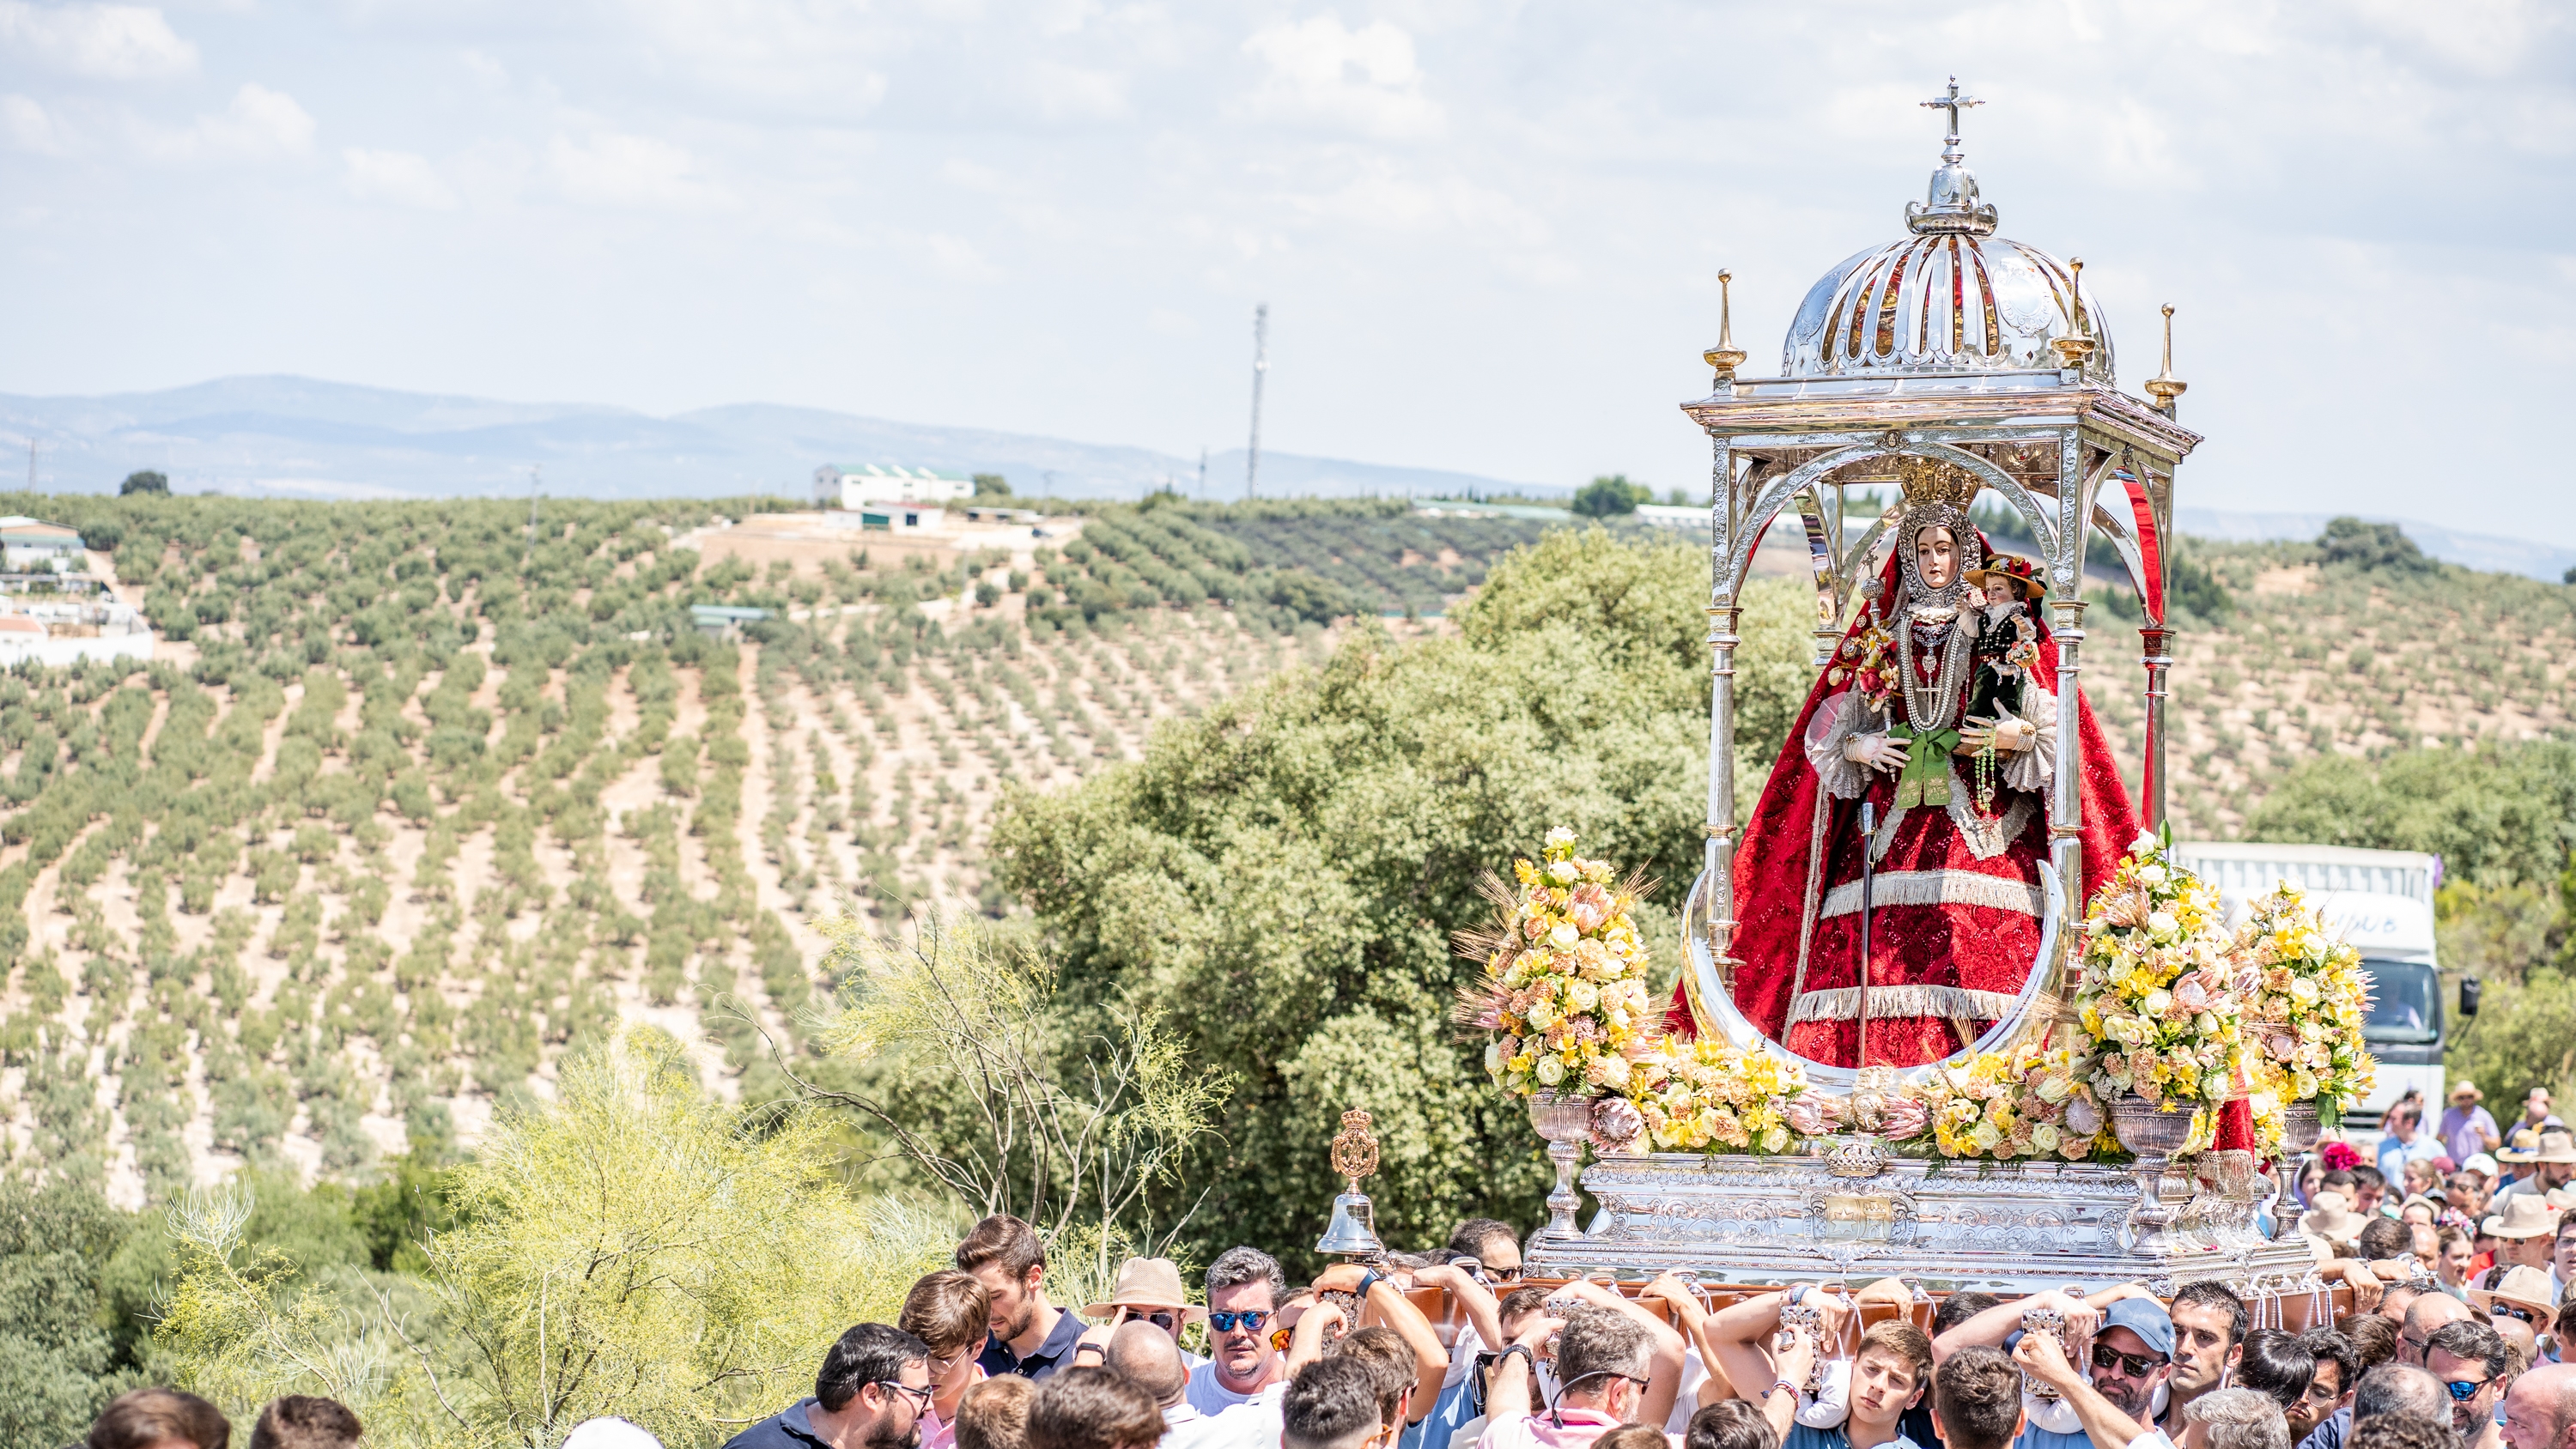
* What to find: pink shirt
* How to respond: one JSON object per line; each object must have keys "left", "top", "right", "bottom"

{"left": 921, "top": 1367, "right": 987, "bottom": 1449}
{"left": 1476, "top": 1410, "right": 1679, "bottom": 1449}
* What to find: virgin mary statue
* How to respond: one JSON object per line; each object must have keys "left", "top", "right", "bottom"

{"left": 1695, "top": 458, "right": 2141, "bottom": 1069}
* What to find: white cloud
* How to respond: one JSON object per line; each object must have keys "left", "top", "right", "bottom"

{"left": 201, "top": 82, "right": 314, "bottom": 155}
{"left": 0, "top": 1, "right": 195, "bottom": 78}
{"left": 2, "top": 94, "right": 68, "bottom": 154}
{"left": 137, "top": 82, "right": 315, "bottom": 161}
{"left": 343, "top": 147, "right": 457, "bottom": 209}
{"left": 549, "top": 130, "right": 727, "bottom": 209}
{"left": 1242, "top": 13, "right": 1443, "bottom": 139}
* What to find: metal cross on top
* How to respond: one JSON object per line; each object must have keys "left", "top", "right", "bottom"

{"left": 1919, "top": 75, "right": 1983, "bottom": 160}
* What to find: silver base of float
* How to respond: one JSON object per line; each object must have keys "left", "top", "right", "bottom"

{"left": 1525, "top": 1139, "right": 2325, "bottom": 1300}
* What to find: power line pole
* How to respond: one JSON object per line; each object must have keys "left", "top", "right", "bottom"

{"left": 524, "top": 464, "right": 542, "bottom": 567}
{"left": 1245, "top": 302, "right": 1267, "bottom": 500}
{"left": 1196, "top": 446, "right": 1207, "bottom": 500}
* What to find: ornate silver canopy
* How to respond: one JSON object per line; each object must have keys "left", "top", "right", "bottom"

{"left": 1783, "top": 77, "right": 2115, "bottom": 385}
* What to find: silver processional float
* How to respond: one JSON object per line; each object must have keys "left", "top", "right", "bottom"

{"left": 1461, "top": 79, "right": 2338, "bottom": 1301}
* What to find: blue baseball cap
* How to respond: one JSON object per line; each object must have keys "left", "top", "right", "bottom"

{"left": 2101, "top": 1299, "right": 2175, "bottom": 1360}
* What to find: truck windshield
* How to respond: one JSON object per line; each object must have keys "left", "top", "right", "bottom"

{"left": 2361, "top": 959, "right": 2439, "bottom": 1044}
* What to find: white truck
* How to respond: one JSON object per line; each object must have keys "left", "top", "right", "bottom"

{"left": 2170, "top": 840, "right": 2472, "bottom": 1125}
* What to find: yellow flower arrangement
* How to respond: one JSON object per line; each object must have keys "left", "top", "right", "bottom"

{"left": 1905, "top": 1039, "right": 2113, "bottom": 1161}
{"left": 2073, "top": 831, "right": 2244, "bottom": 1116}
{"left": 1461, "top": 828, "right": 1808, "bottom": 1158}
{"left": 2234, "top": 884, "right": 2379, "bottom": 1127}
{"left": 1464, "top": 827, "right": 1660, "bottom": 1099}
{"left": 1621, "top": 1038, "right": 1808, "bottom": 1155}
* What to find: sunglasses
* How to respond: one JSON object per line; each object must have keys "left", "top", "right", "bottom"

{"left": 2445, "top": 1378, "right": 2493, "bottom": 1403}
{"left": 1209, "top": 1310, "right": 1272, "bottom": 1333}
{"left": 1117, "top": 1307, "right": 1184, "bottom": 1333}
{"left": 2091, "top": 1345, "right": 2165, "bottom": 1379}
{"left": 2494, "top": 1305, "right": 2540, "bottom": 1325}
{"left": 1486, "top": 1265, "right": 1525, "bottom": 1282}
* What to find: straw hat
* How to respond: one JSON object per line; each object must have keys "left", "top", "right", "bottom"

{"left": 2537, "top": 1130, "right": 2576, "bottom": 1165}
{"left": 1080, "top": 1258, "right": 1207, "bottom": 1325}
{"left": 2300, "top": 1191, "right": 2371, "bottom": 1245}
{"left": 2545, "top": 1185, "right": 2576, "bottom": 1212}
{"left": 2486, "top": 1194, "right": 2561, "bottom": 1240}
{"left": 2471, "top": 1264, "right": 2558, "bottom": 1320}
{"left": 2500, "top": 1129, "right": 2543, "bottom": 1165}
{"left": 2454, "top": 1080, "right": 2487, "bottom": 1104}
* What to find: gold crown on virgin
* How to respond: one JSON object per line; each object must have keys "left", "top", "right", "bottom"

{"left": 1896, "top": 456, "right": 1981, "bottom": 511}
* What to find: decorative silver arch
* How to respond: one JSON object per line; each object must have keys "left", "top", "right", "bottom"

{"left": 1693, "top": 436, "right": 2087, "bottom": 1080}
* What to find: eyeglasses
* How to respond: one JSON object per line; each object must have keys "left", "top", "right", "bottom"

{"left": 927, "top": 1346, "right": 977, "bottom": 1375}
{"left": 1209, "top": 1310, "right": 1273, "bottom": 1333}
{"left": 878, "top": 1382, "right": 937, "bottom": 1414}
{"left": 2091, "top": 1345, "right": 2166, "bottom": 1379}
{"left": 2444, "top": 1378, "right": 2494, "bottom": 1403}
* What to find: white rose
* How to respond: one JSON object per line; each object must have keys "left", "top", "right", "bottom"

{"left": 2142, "top": 990, "right": 2173, "bottom": 1019}
{"left": 1551, "top": 922, "right": 1581, "bottom": 949}
{"left": 2137, "top": 864, "right": 2168, "bottom": 888}
{"left": 2147, "top": 912, "right": 2179, "bottom": 938}
{"left": 1548, "top": 861, "right": 1578, "bottom": 884}
{"left": 1534, "top": 1056, "right": 1566, "bottom": 1086}
{"left": 1527, "top": 1002, "right": 1556, "bottom": 1031}
{"left": 2036, "top": 1076, "right": 2072, "bottom": 1104}
{"left": 1565, "top": 981, "right": 1601, "bottom": 1014}
{"left": 2195, "top": 1010, "right": 2219, "bottom": 1037}
{"left": 1970, "top": 1121, "right": 2003, "bottom": 1150}
{"left": 1485, "top": 1041, "right": 1504, "bottom": 1076}
{"left": 1546, "top": 826, "right": 1577, "bottom": 849}
{"left": 2288, "top": 976, "right": 2321, "bottom": 1004}
{"left": 2031, "top": 1124, "right": 2061, "bottom": 1153}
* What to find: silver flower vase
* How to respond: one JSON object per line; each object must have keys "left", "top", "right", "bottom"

{"left": 1526, "top": 1091, "right": 1596, "bottom": 1244}
{"left": 2108, "top": 1094, "right": 2196, "bottom": 1257}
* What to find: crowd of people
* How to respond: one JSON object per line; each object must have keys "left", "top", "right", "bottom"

{"left": 715, "top": 1198, "right": 2576, "bottom": 1449}
{"left": 73, "top": 1088, "right": 2576, "bottom": 1449}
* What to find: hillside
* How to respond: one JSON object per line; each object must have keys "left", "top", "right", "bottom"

{"left": 0, "top": 492, "right": 2565, "bottom": 1205}
{"left": 0, "top": 374, "right": 1552, "bottom": 503}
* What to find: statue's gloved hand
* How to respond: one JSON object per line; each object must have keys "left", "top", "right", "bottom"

{"left": 1955, "top": 716, "right": 2034, "bottom": 755}
{"left": 1843, "top": 732, "right": 1910, "bottom": 773}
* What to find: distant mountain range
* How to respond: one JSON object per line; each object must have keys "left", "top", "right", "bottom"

{"left": 0, "top": 374, "right": 1537, "bottom": 507}
{"left": 0, "top": 375, "right": 2565, "bottom": 581}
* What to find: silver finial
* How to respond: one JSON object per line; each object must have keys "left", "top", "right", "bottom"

{"left": 1919, "top": 75, "right": 1984, "bottom": 164}
{"left": 1905, "top": 76, "right": 1997, "bottom": 236}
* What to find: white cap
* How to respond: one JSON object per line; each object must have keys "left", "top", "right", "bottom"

{"left": 563, "top": 1420, "right": 662, "bottom": 1449}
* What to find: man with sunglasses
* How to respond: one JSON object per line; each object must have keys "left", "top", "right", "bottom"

{"left": 1081, "top": 1258, "right": 1211, "bottom": 1370}
{"left": 1478, "top": 1306, "right": 1670, "bottom": 1449}
{"left": 2476, "top": 1269, "right": 2558, "bottom": 1341}
{"left": 1998, "top": 1299, "right": 2178, "bottom": 1449}
{"left": 728, "top": 1322, "right": 935, "bottom": 1449}
{"left": 2421, "top": 1328, "right": 2504, "bottom": 1449}
{"left": 1189, "top": 1248, "right": 1292, "bottom": 1417}
{"left": 2424, "top": 1319, "right": 2510, "bottom": 1449}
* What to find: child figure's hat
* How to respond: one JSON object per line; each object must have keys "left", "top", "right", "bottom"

{"left": 1965, "top": 553, "right": 2044, "bottom": 601}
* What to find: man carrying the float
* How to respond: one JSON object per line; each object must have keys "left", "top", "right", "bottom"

{"left": 1722, "top": 456, "right": 2140, "bottom": 1070}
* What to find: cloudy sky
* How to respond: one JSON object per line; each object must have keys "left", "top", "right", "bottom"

{"left": 2, "top": 1, "right": 2571, "bottom": 539}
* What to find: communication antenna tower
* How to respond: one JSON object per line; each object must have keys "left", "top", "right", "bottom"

{"left": 1245, "top": 303, "right": 1267, "bottom": 500}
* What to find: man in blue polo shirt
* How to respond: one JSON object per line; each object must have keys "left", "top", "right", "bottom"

{"left": 958, "top": 1215, "right": 1088, "bottom": 1382}
{"left": 725, "top": 1322, "right": 933, "bottom": 1449}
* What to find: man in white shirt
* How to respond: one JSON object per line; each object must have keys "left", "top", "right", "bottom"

{"left": 1187, "top": 1249, "right": 1288, "bottom": 1417}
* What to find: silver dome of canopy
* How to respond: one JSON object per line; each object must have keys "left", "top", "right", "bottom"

{"left": 1780, "top": 82, "right": 2113, "bottom": 385}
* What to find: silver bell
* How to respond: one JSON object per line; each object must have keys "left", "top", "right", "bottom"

{"left": 1316, "top": 1188, "right": 1384, "bottom": 1259}
{"left": 1315, "top": 1108, "right": 1386, "bottom": 1260}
